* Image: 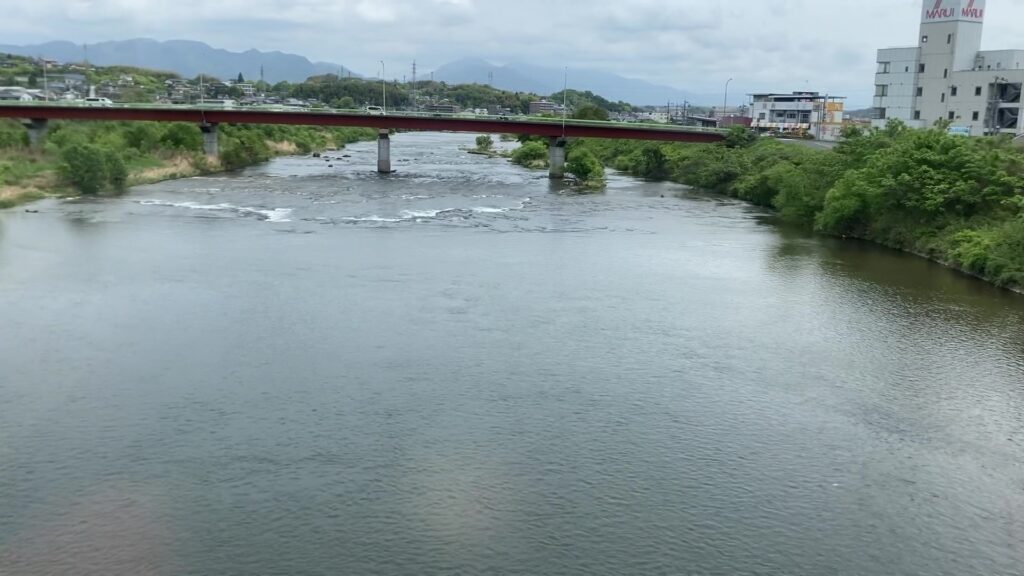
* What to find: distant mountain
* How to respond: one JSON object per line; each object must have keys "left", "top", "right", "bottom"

{"left": 431, "top": 58, "right": 714, "bottom": 106}
{"left": 0, "top": 39, "right": 355, "bottom": 84}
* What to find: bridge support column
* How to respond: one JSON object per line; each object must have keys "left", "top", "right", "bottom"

{"left": 200, "top": 122, "right": 219, "bottom": 157}
{"left": 22, "top": 118, "right": 48, "bottom": 152}
{"left": 548, "top": 137, "right": 567, "bottom": 179}
{"left": 377, "top": 129, "right": 392, "bottom": 173}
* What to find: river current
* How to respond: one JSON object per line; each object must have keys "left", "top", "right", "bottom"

{"left": 1, "top": 132, "right": 1023, "bottom": 575}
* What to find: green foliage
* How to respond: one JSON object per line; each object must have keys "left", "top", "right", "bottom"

{"left": 511, "top": 141, "right": 548, "bottom": 167}
{"left": 475, "top": 135, "right": 494, "bottom": 151}
{"left": 159, "top": 123, "right": 203, "bottom": 151}
{"left": 572, "top": 104, "right": 610, "bottom": 121}
{"left": 567, "top": 149, "right": 605, "bottom": 184}
{"left": 569, "top": 124, "right": 1024, "bottom": 290}
{"left": 219, "top": 125, "right": 272, "bottom": 170}
{"left": 723, "top": 127, "right": 757, "bottom": 149}
{"left": 59, "top": 143, "right": 109, "bottom": 194}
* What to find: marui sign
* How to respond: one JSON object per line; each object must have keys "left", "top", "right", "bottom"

{"left": 922, "top": 0, "right": 985, "bottom": 23}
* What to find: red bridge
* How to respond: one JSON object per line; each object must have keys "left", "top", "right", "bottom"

{"left": 0, "top": 103, "right": 727, "bottom": 176}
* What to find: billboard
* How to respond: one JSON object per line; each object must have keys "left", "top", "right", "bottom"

{"left": 921, "top": 0, "right": 985, "bottom": 23}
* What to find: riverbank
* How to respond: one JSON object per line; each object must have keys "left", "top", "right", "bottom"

{"left": 0, "top": 120, "right": 376, "bottom": 209}
{"left": 569, "top": 124, "right": 1024, "bottom": 293}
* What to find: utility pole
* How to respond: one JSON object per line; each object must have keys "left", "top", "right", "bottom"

{"left": 412, "top": 60, "right": 417, "bottom": 111}
{"left": 380, "top": 60, "right": 386, "bottom": 113}
{"left": 723, "top": 78, "right": 733, "bottom": 121}
{"left": 562, "top": 67, "right": 568, "bottom": 136}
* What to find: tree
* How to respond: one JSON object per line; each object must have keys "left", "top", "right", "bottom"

{"left": 573, "top": 104, "right": 609, "bottom": 121}
{"left": 59, "top": 143, "right": 108, "bottom": 194}
{"left": 567, "top": 149, "right": 605, "bottom": 185}
{"left": 723, "top": 126, "right": 757, "bottom": 148}
{"left": 475, "top": 135, "right": 493, "bottom": 151}
{"left": 511, "top": 141, "right": 548, "bottom": 166}
{"left": 237, "top": 72, "right": 245, "bottom": 83}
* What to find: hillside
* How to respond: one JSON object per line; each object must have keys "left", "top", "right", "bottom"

{"left": 0, "top": 39, "right": 355, "bottom": 84}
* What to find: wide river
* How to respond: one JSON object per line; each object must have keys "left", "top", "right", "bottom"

{"left": 1, "top": 132, "right": 1023, "bottom": 575}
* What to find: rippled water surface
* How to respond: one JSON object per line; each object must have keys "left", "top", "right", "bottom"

{"left": 2, "top": 133, "right": 1023, "bottom": 575}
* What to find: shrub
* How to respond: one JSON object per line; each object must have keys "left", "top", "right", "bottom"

{"left": 59, "top": 143, "right": 108, "bottom": 194}
{"left": 511, "top": 141, "right": 548, "bottom": 166}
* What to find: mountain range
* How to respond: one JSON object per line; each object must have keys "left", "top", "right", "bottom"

{"left": 0, "top": 38, "right": 714, "bottom": 105}
{"left": 430, "top": 58, "right": 710, "bottom": 105}
{"left": 0, "top": 39, "right": 355, "bottom": 84}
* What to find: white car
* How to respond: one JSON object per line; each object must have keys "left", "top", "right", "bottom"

{"left": 82, "top": 97, "right": 113, "bottom": 107}
{"left": 365, "top": 106, "right": 385, "bottom": 116}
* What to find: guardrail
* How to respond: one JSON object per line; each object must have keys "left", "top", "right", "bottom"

{"left": 0, "top": 101, "right": 729, "bottom": 135}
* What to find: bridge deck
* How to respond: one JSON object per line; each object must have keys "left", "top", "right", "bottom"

{"left": 0, "top": 104, "right": 727, "bottom": 143}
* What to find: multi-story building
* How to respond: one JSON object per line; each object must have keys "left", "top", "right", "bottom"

{"left": 748, "top": 92, "right": 846, "bottom": 141}
{"left": 873, "top": 0, "right": 1023, "bottom": 135}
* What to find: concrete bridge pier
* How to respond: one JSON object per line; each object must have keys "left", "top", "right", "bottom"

{"left": 22, "top": 118, "right": 48, "bottom": 151}
{"left": 548, "top": 137, "right": 567, "bottom": 179}
{"left": 200, "top": 122, "right": 219, "bottom": 157}
{"left": 377, "top": 129, "right": 392, "bottom": 173}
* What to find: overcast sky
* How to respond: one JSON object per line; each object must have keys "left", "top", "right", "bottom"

{"left": 4, "top": 0, "right": 1024, "bottom": 107}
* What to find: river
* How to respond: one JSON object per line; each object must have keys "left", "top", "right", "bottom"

{"left": 1, "top": 132, "right": 1023, "bottom": 575}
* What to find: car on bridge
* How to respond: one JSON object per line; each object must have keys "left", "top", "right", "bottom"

{"left": 365, "top": 106, "right": 385, "bottom": 116}
{"left": 82, "top": 97, "right": 113, "bottom": 107}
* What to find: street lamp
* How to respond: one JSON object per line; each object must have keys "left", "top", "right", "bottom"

{"left": 380, "top": 60, "right": 387, "bottom": 114}
{"left": 723, "top": 78, "right": 733, "bottom": 119}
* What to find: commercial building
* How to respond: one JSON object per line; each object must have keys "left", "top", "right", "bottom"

{"left": 873, "top": 0, "right": 1023, "bottom": 135}
{"left": 748, "top": 92, "right": 846, "bottom": 141}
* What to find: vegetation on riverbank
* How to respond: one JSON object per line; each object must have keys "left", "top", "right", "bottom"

{"left": 570, "top": 123, "right": 1024, "bottom": 290}
{"left": 0, "top": 119, "right": 375, "bottom": 207}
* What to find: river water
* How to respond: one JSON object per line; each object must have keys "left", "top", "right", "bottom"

{"left": 1, "top": 132, "right": 1023, "bottom": 575}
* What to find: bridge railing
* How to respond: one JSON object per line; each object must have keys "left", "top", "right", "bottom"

{"left": 0, "top": 101, "right": 730, "bottom": 135}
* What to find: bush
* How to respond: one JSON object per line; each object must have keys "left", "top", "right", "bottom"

{"left": 567, "top": 149, "right": 604, "bottom": 184}
{"left": 475, "top": 135, "right": 493, "bottom": 150}
{"left": 160, "top": 123, "right": 203, "bottom": 151}
{"left": 511, "top": 141, "right": 548, "bottom": 166}
{"left": 59, "top": 143, "right": 108, "bottom": 194}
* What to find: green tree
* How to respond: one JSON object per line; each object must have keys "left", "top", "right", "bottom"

{"left": 160, "top": 123, "right": 203, "bottom": 151}
{"left": 572, "top": 104, "right": 609, "bottom": 121}
{"left": 511, "top": 141, "right": 548, "bottom": 166}
{"left": 59, "top": 143, "right": 108, "bottom": 194}
{"left": 103, "top": 148, "right": 128, "bottom": 190}
{"left": 567, "top": 149, "right": 605, "bottom": 185}
{"left": 475, "top": 135, "right": 493, "bottom": 150}
{"left": 237, "top": 72, "right": 245, "bottom": 83}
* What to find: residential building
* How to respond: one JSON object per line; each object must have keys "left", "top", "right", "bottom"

{"left": 748, "top": 92, "right": 846, "bottom": 141}
{"left": 873, "top": 0, "right": 1023, "bottom": 135}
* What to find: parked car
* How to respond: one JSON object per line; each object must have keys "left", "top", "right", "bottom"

{"left": 365, "top": 106, "right": 385, "bottom": 116}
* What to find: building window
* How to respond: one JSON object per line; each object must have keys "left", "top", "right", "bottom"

{"left": 917, "top": 87, "right": 924, "bottom": 97}
{"left": 875, "top": 84, "right": 889, "bottom": 97}
{"left": 944, "top": 69, "right": 949, "bottom": 79}
{"left": 877, "top": 62, "right": 891, "bottom": 74}
{"left": 758, "top": 112, "right": 766, "bottom": 120}
{"left": 976, "top": 86, "right": 983, "bottom": 96}
{"left": 919, "top": 63, "right": 926, "bottom": 73}
{"left": 951, "top": 86, "right": 958, "bottom": 96}
{"left": 875, "top": 107, "right": 887, "bottom": 120}
{"left": 922, "top": 35, "right": 928, "bottom": 43}
{"left": 914, "top": 110, "right": 921, "bottom": 120}
{"left": 972, "top": 111, "right": 980, "bottom": 121}
{"left": 947, "top": 33, "right": 953, "bottom": 44}
{"left": 949, "top": 111, "right": 956, "bottom": 120}
{"left": 941, "top": 93, "right": 946, "bottom": 103}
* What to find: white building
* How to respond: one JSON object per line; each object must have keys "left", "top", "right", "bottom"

{"left": 873, "top": 0, "right": 1023, "bottom": 135}
{"left": 748, "top": 92, "right": 846, "bottom": 141}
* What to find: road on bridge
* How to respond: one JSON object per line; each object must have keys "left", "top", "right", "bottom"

{"left": 0, "top": 103, "right": 727, "bottom": 144}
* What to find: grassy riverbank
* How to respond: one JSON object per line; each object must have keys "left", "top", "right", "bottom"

{"left": 0, "top": 119, "right": 375, "bottom": 208}
{"left": 569, "top": 124, "right": 1024, "bottom": 291}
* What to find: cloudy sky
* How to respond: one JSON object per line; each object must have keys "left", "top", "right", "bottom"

{"left": 4, "top": 0, "right": 1024, "bottom": 107}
